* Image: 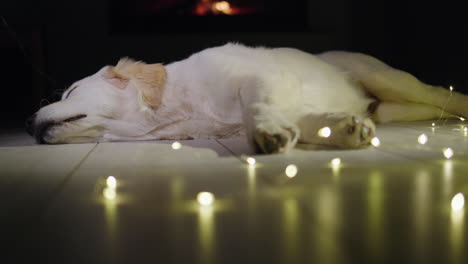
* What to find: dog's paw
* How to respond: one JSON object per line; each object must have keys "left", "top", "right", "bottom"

{"left": 331, "top": 116, "right": 376, "bottom": 148}
{"left": 254, "top": 122, "right": 299, "bottom": 154}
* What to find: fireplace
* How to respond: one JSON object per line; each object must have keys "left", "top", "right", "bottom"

{"left": 110, "top": 0, "right": 309, "bottom": 34}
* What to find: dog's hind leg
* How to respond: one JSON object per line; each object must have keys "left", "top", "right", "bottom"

{"left": 319, "top": 51, "right": 468, "bottom": 119}
{"left": 372, "top": 102, "right": 456, "bottom": 123}
{"left": 360, "top": 69, "right": 468, "bottom": 119}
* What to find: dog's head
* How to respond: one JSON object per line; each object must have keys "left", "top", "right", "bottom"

{"left": 27, "top": 58, "right": 167, "bottom": 144}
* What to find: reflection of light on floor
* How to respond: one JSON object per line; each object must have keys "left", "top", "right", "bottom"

{"left": 330, "top": 158, "right": 341, "bottom": 179}
{"left": 367, "top": 171, "right": 384, "bottom": 259}
{"left": 450, "top": 208, "right": 464, "bottom": 264}
{"left": 171, "top": 176, "right": 185, "bottom": 203}
{"left": 413, "top": 169, "right": 431, "bottom": 259}
{"left": 103, "top": 187, "right": 118, "bottom": 261}
{"left": 314, "top": 188, "right": 341, "bottom": 263}
{"left": 282, "top": 198, "right": 299, "bottom": 263}
{"left": 103, "top": 187, "right": 116, "bottom": 200}
{"left": 198, "top": 206, "right": 216, "bottom": 264}
{"left": 247, "top": 165, "right": 256, "bottom": 198}
{"left": 443, "top": 160, "right": 454, "bottom": 197}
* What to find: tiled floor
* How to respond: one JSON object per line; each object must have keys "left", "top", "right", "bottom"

{"left": 2, "top": 120, "right": 468, "bottom": 263}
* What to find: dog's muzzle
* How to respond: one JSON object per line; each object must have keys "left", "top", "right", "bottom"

{"left": 25, "top": 114, "right": 87, "bottom": 143}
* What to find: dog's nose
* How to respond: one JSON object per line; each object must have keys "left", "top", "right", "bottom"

{"left": 25, "top": 113, "right": 36, "bottom": 136}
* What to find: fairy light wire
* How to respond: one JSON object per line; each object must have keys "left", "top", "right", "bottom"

{"left": 436, "top": 85, "right": 454, "bottom": 126}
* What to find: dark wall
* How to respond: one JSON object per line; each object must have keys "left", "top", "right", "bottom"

{"left": 351, "top": 0, "right": 467, "bottom": 89}
{"left": 1, "top": 0, "right": 467, "bottom": 125}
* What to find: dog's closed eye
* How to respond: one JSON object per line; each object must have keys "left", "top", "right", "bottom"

{"left": 64, "top": 85, "right": 79, "bottom": 99}
{"left": 63, "top": 114, "right": 87, "bottom": 122}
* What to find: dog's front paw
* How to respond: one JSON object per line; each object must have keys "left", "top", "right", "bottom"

{"left": 254, "top": 122, "right": 299, "bottom": 154}
{"left": 332, "top": 116, "right": 376, "bottom": 148}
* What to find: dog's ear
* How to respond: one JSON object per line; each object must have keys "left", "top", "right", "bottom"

{"left": 101, "top": 66, "right": 130, "bottom": 89}
{"left": 114, "top": 58, "right": 167, "bottom": 108}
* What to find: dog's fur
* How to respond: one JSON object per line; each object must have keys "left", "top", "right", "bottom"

{"left": 28, "top": 43, "right": 468, "bottom": 153}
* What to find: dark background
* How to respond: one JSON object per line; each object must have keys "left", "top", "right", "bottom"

{"left": 1, "top": 0, "right": 467, "bottom": 126}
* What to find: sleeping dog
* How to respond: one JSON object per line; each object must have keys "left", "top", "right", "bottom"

{"left": 27, "top": 43, "right": 468, "bottom": 153}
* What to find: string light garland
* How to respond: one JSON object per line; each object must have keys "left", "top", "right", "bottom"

{"left": 285, "top": 164, "right": 298, "bottom": 178}
{"left": 197, "top": 192, "right": 215, "bottom": 206}
{"left": 443, "top": 148, "right": 454, "bottom": 159}
{"left": 106, "top": 176, "right": 117, "bottom": 189}
{"left": 103, "top": 176, "right": 118, "bottom": 201}
{"left": 330, "top": 158, "right": 341, "bottom": 168}
{"left": 417, "top": 134, "right": 428, "bottom": 145}
{"left": 451, "top": 193, "right": 465, "bottom": 212}
{"left": 371, "top": 137, "right": 381, "bottom": 147}
{"left": 435, "top": 85, "right": 455, "bottom": 127}
{"left": 318, "top": 127, "right": 332, "bottom": 138}
{"left": 246, "top": 157, "right": 256, "bottom": 167}
{"left": 172, "top": 141, "right": 182, "bottom": 150}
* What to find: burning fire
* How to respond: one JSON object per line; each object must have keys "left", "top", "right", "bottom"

{"left": 194, "top": 0, "right": 234, "bottom": 15}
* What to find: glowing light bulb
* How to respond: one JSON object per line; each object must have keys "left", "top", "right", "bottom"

{"left": 451, "top": 193, "right": 465, "bottom": 212}
{"left": 103, "top": 187, "right": 116, "bottom": 200}
{"left": 443, "top": 148, "right": 454, "bottom": 159}
{"left": 246, "top": 157, "right": 256, "bottom": 167}
{"left": 172, "top": 141, "right": 182, "bottom": 150}
{"left": 450, "top": 86, "right": 454, "bottom": 92}
{"left": 318, "top": 127, "right": 332, "bottom": 138}
{"left": 459, "top": 117, "right": 466, "bottom": 121}
{"left": 417, "top": 134, "right": 428, "bottom": 145}
{"left": 371, "top": 137, "right": 380, "bottom": 147}
{"left": 106, "top": 176, "right": 117, "bottom": 188}
{"left": 464, "top": 127, "right": 468, "bottom": 132}
{"left": 330, "top": 158, "right": 341, "bottom": 168}
{"left": 285, "top": 164, "right": 298, "bottom": 178}
{"left": 431, "top": 122, "right": 436, "bottom": 127}
{"left": 213, "top": 1, "right": 232, "bottom": 14}
{"left": 197, "top": 192, "right": 215, "bottom": 206}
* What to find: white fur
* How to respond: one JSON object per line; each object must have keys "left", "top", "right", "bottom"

{"left": 33, "top": 43, "right": 468, "bottom": 153}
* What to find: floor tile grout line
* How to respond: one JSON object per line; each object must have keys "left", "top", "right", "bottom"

{"left": 37, "top": 143, "right": 100, "bottom": 220}
{"left": 214, "top": 139, "right": 288, "bottom": 187}
{"left": 214, "top": 139, "right": 246, "bottom": 163}
{"left": 14, "top": 143, "right": 100, "bottom": 244}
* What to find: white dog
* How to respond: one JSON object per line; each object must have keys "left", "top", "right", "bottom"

{"left": 27, "top": 43, "right": 468, "bottom": 153}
